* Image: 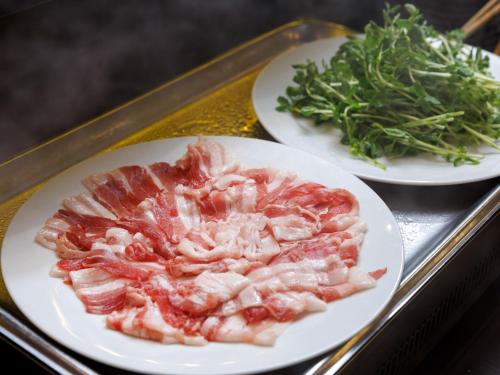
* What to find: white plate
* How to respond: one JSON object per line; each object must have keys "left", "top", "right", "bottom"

{"left": 1, "top": 136, "right": 403, "bottom": 374}
{"left": 252, "top": 37, "right": 500, "bottom": 185}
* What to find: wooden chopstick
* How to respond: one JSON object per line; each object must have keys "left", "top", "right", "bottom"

{"left": 462, "top": 0, "right": 500, "bottom": 37}
{"left": 462, "top": 0, "right": 498, "bottom": 30}
{"left": 495, "top": 40, "right": 500, "bottom": 55}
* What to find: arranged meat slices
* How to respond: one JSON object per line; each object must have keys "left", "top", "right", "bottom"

{"left": 37, "top": 138, "right": 386, "bottom": 346}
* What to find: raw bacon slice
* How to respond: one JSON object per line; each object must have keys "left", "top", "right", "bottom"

{"left": 68, "top": 268, "right": 131, "bottom": 314}
{"left": 244, "top": 291, "right": 327, "bottom": 323}
{"left": 200, "top": 314, "right": 289, "bottom": 346}
{"left": 57, "top": 250, "right": 155, "bottom": 281}
{"left": 63, "top": 192, "right": 117, "bottom": 219}
{"left": 165, "top": 271, "right": 249, "bottom": 316}
{"left": 107, "top": 298, "right": 208, "bottom": 346}
{"left": 166, "top": 256, "right": 264, "bottom": 277}
{"left": 118, "top": 166, "right": 161, "bottom": 201}
{"left": 82, "top": 172, "right": 141, "bottom": 218}
{"left": 37, "top": 138, "right": 386, "bottom": 347}
{"left": 176, "top": 213, "right": 279, "bottom": 263}
{"left": 36, "top": 218, "right": 69, "bottom": 250}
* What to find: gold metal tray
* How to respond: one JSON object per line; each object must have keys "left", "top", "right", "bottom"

{"left": 0, "top": 19, "right": 498, "bottom": 375}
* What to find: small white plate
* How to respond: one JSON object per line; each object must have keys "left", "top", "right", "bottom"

{"left": 252, "top": 37, "right": 500, "bottom": 185}
{"left": 1, "top": 136, "right": 403, "bottom": 374}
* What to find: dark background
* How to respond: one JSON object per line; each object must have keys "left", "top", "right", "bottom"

{"left": 0, "top": 0, "right": 498, "bottom": 162}
{"left": 0, "top": 1, "right": 499, "bottom": 374}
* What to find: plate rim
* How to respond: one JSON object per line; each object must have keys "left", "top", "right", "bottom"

{"left": 251, "top": 37, "right": 500, "bottom": 186}
{"left": 1, "top": 136, "right": 404, "bottom": 374}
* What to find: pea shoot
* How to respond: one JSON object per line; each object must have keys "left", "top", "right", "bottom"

{"left": 277, "top": 4, "right": 500, "bottom": 168}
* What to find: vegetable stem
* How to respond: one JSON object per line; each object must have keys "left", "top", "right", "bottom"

{"left": 276, "top": 4, "right": 500, "bottom": 168}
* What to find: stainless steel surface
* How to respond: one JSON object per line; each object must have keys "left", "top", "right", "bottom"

{"left": 0, "top": 308, "right": 98, "bottom": 375}
{"left": 0, "top": 19, "right": 498, "bottom": 374}
{"left": 413, "top": 276, "right": 500, "bottom": 375}
{"left": 310, "top": 183, "right": 500, "bottom": 375}
{"left": 367, "top": 181, "right": 499, "bottom": 281}
{"left": 343, "top": 211, "right": 499, "bottom": 375}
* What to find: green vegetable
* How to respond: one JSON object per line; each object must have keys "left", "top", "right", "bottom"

{"left": 276, "top": 4, "right": 500, "bottom": 168}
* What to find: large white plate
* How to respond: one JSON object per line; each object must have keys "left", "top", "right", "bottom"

{"left": 1, "top": 136, "right": 403, "bottom": 374}
{"left": 252, "top": 37, "right": 500, "bottom": 185}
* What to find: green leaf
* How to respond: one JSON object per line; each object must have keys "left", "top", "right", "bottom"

{"left": 273, "top": 2, "right": 500, "bottom": 167}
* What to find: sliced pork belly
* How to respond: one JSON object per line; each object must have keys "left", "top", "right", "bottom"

{"left": 197, "top": 179, "right": 258, "bottom": 221}
{"left": 176, "top": 213, "right": 279, "bottom": 263}
{"left": 38, "top": 138, "right": 385, "bottom": 347}
{"left": 215, "top": 255, "right": 349, "bottom": 318}
{"left": 57, "top": 250, "right": 155, "bottom": 281}
{"left": 55, "top": 232, "right": 91, "bottom": 259}
{"left": 201, "top": 314, "right": 289, "bottom": 346}
{"left": 63, "top": 192, "right": 116, "bottom": 219}
{"left": 166, "top": 256, "right": 264, "bottom": 277}
{"left": 82, "top": 172, "right": 141, "bottom": 218}
{"left": 118, "top": 166, "right": 161, "bottom": 201}
{"left": 319, "top": 266, "right": 379, "bottom": 302}
{"left": 268, "top": 214, "right": 319, "bottom": 241}
{"left": 243, "top": 291, "right": 327, "bottom": 323}
{"left": 271, "top": 233, "right": 351, "bottom": 264}
{"left": 107, "top": 299, "right": 207, "bottom": 346}
{"left": 176, "top": 138, "right": 238, "bottom": 184}
{"left": 168, "top": 271, "right": 250, "bottom": 316}
{"left": 172, "top": 190, "right": 201, "bottom": 231}
{"left": 68, "top": 268, "right": 131, "bottom": 314}
{"left": 81, "top": 165, "right": 161, "bottom": 218}
{"left": 36, "top": 217, "right": 69, "bottom": 250}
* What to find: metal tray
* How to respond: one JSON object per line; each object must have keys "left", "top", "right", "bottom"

{"left": 0, "top": 20, "right": 498, "bottom": 375}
